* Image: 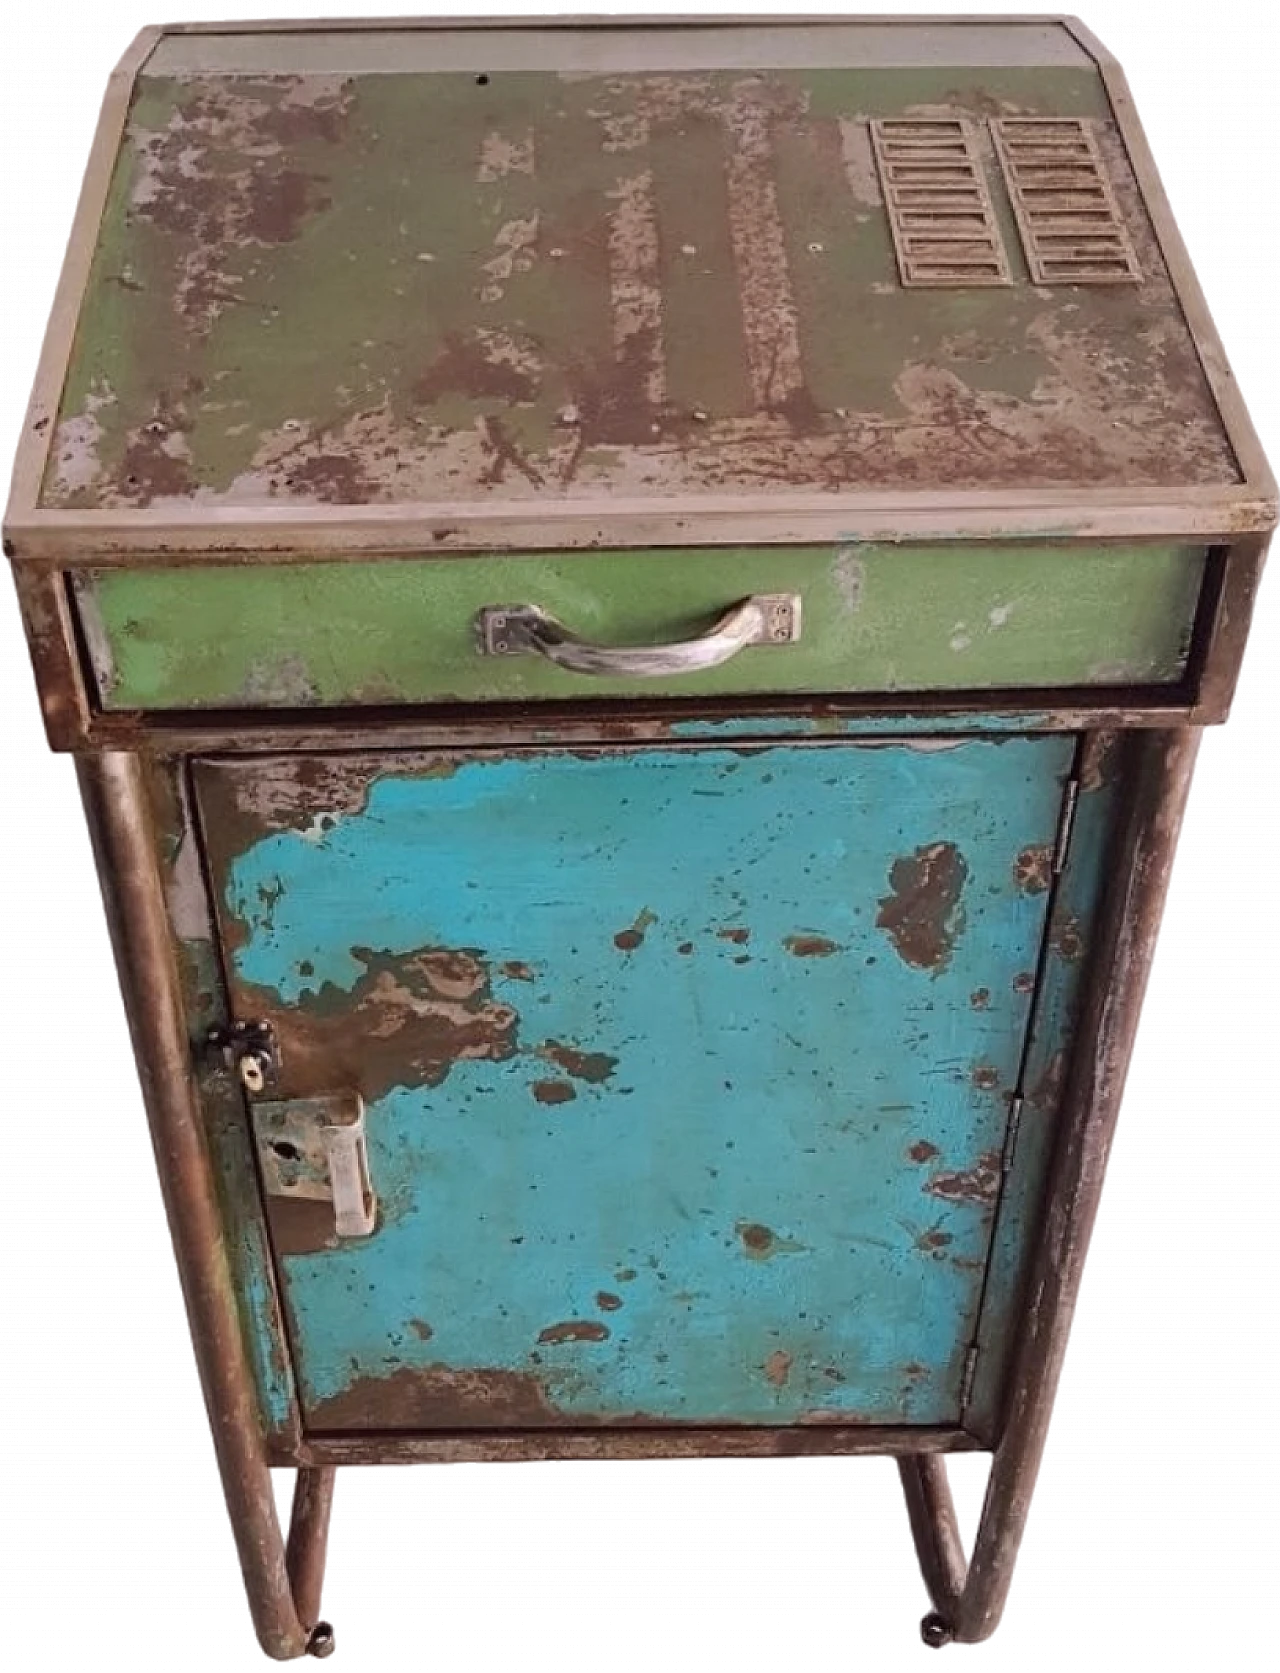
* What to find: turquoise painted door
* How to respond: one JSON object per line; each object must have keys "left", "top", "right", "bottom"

{"left": 195, "top": 737, "right": 1076, "bottom": 1430}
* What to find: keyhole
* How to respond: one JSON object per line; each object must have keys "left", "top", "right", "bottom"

{"left": 271, "top": 1141, "right": 301, "bottom": 1162}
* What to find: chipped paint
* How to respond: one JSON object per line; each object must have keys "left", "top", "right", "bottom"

{"left": 926, "top": 1152, "right": 1003, "bottom": 1205}
{"left": 77, "top": 542, "right": 1207, "bottom": 713}
{"left": 876, "top": 842, "right": 969, "bottom": 973}
{"left": 1014, "top": 843, "right": 1054, "bottom": 895}
{"left": 42, "top": 64, "right": 1239, "bottom": 510}
{"left": 195, "top": 738, "right": 1072, "bottom": 1427}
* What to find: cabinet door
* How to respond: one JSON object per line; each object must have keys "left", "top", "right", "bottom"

{"left": 195, "top": 737, "right": 1075, "bottom": 1431}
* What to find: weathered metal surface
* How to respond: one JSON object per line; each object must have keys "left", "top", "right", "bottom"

{"left": 149, "top": 758, "right": 300, "bottom": 1444}
{"left": 42, "top": 58, "right": 1240, "bottom": 516}
{"left": 918, "top": 729, "right": 1200, "bottom": 1645}
{"left": 74, "top": 541, "right": 1206, "bottom": 710}
{"left": 195, "top": 736, "right": 1075, "bottom": 1429}
{"left": 285, "top": 1468, "right": 335, "bottom": 1634}
{"left": 298, "top": 1424, "right": 981, "bottom": 1468}
{"left": 967, "top": 730, "right": 1122, "bottom": 1436}
{"left": 76, "top": 751, "right": 314, "bottom": 1660}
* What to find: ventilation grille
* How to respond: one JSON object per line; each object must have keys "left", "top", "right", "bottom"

{"left": 870, "top": 119, "right": 1011, "bottom": 288}
{"left": 992, "top": 118, "right": 1142, "bottom": 285}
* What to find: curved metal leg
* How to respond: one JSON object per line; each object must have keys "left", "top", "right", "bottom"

{"left": 288, "top": 1469, "right": 338, "bottom": 1657}
{"left": 78, "top": 754, "right": 335, "bottom": 1660}
{"left": 900, "top": 731, "right": 1201, "bottom": 1645}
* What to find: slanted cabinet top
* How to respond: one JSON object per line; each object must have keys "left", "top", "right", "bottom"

{"left": 9, "top": 17, "right": 1273, "bottom": 550}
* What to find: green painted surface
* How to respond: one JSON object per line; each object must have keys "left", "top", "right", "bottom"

{"left": 42, "top": 63, "right": 1237, "bottom": 511}
{"left": 80, "top": 543, "right": 1206, "bottom": 710}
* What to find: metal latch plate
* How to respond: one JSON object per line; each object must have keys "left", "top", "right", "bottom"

{"left": 253, "top": 1092, "right": 377, "bottom": 1240}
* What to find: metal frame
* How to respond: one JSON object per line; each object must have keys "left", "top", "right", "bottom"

{"left": 73, "top": 721, "right": 1202, "bottom": 1653}
{"left": 12, "top": 12, "right": 1271, "bottom": 1660}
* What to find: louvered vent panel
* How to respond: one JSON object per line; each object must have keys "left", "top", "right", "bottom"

{"left": 992, "top": 118, "right": 1142, "bottom": 285}
{"left": 870, "top": 119, "right": 1011, "bottom": 288}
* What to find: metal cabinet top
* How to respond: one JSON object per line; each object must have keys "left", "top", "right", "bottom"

{"left": 6, "top": 15, "right": 1274, "bottom": 556}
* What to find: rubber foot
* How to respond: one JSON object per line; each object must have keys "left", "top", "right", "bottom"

{"left": 306, "top": 1622, "right": 336, "bottom": 1659}
{"left": 921, "top": 1612, "right": 955, "bottom": 1649}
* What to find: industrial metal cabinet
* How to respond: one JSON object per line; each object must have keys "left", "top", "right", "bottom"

{"left": 6, "top": 15, "right": 1273, "bottom": 1658}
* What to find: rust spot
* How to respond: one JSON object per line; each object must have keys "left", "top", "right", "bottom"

{"left": 307, "top": 1363, "right": 560, "bottom": 1429}
{"left": 1080, "top": 732, "right": 1122, "bottom": 793}
{"left": 237, "top": 942, "right": 518, "bottom": 1103}
{"left": 916, "top": 1227, "right": 954, "bottom": 1252}
{"left": 908, "top": 1140, "right": 940, "bottom": 1164}
{"left": 614, "top": 906, "right": 657, "bottom": 952}
{"left": 971, "top": 1065, "right": 1000, "bottom": 1091}
{"left": 533, "top": 1079, "right": 577, "bottom": 1106}
{"left": 763, "top": 1350, "right": 793, "bottom": 1388}
{"left": 739, "top": 1222, "right": 774, "bottom": 1254}
{"left": 415, "top": 329, "right": 539, "bottom": 405}
{"left": 502, "top": 961, "right": 536, "bottom": 982}
{"left": 1051, "top": 915, "right": 1086, "bottom": 962}
{"left": 116, "top": 394, "right": 196, "bottom": 506}
{"left": 717, "top": 927, "right": 751, "bottom": 945}
{"left": 876, "top": 843, "right": 969, "bottom": 972}
{"left": 926, "top": 1152, "right": 1003, "bottom": 1206}
{"left": 1013, "top": 970, "right": 1037, "bottom": 994}
{"left": 538, "top": 1040, "right": 618, "bottom": 1084}
{"left": 284, "top": 451, "right": 375, "bottom": 504}
{"left": 408, "top": 1319, "right": 434, "bottom": 1341}
{"left": 784, "top": 933, "right": 839, "bottom": 958}
{"left": 970, "top": 987, "right": 991, "bottom": 1010}
{"left": 1029, "top": 1049, "right": 1068, "bottom": 1114}
{"left": 677, "top": 941, "right": 695, "bottom": 956}
{"left": 1014, "top": 844, "right": 1054, "bottom": 895}
{"left": 242, "top": 169, "right": 331, "bottom": 244}
{"left": 736, "top": 1221, "right": 804, "bottom": 1261}
{"left": 616, "top": 1268, "right": 638, "bottom": 1283}
{"left": 595, "top": 1291, "right": 624, "bottom": 1313}
{"left": 537, "top": 1320, "right": 610, "bottom": 1346}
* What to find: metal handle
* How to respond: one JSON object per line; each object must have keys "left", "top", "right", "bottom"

{"left": 253, "top": 1093, "right": 377, "bottom": 1241}
{"left": 478, "top": 593, "right": 802, "bottom": 678}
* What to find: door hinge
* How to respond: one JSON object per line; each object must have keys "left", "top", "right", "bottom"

{"left": 1053, "top": 777, "right": 1081, "bottom": 875}
{"left": 960, "top": 1344, "right": 980, "bottom": 1410}
{"left": 1001, "top": 1095, "right": 1025, "bottom": 1175}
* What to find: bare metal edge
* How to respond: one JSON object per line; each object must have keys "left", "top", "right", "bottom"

{"left": 155, "top": 15, "right": 1081, "bottom": 39}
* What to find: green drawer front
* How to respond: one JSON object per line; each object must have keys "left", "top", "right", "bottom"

{"left": 75, "top": 542, "right": 1206, "bottom": 712}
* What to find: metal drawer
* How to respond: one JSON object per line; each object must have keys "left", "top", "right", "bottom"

{"left": 74, "top": 541, "right": 1207, "bottom": 712}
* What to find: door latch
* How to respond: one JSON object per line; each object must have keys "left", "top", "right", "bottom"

{"left": 252, "top": 1092, "right": 377, "bottom": 1241}
{"left": 205, "top": 1019, "right": 280, "bottom": 1094}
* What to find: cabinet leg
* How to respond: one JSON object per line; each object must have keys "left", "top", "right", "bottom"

{"left": 896, "top": 1458, "right": 963, "bottom": 1626}
{"left": 287, "top": 1468, "right": 338, "bottom": 1653}
{"left": 78, "top": 754, "right": 335, "bottom": 1660}
{"left": 899, "top": 729, "right": 1203, "bottom": 1644}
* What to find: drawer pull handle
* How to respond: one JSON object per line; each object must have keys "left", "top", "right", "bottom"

{"left": 477, "top": 593, "right": 802, "bottom": 677}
